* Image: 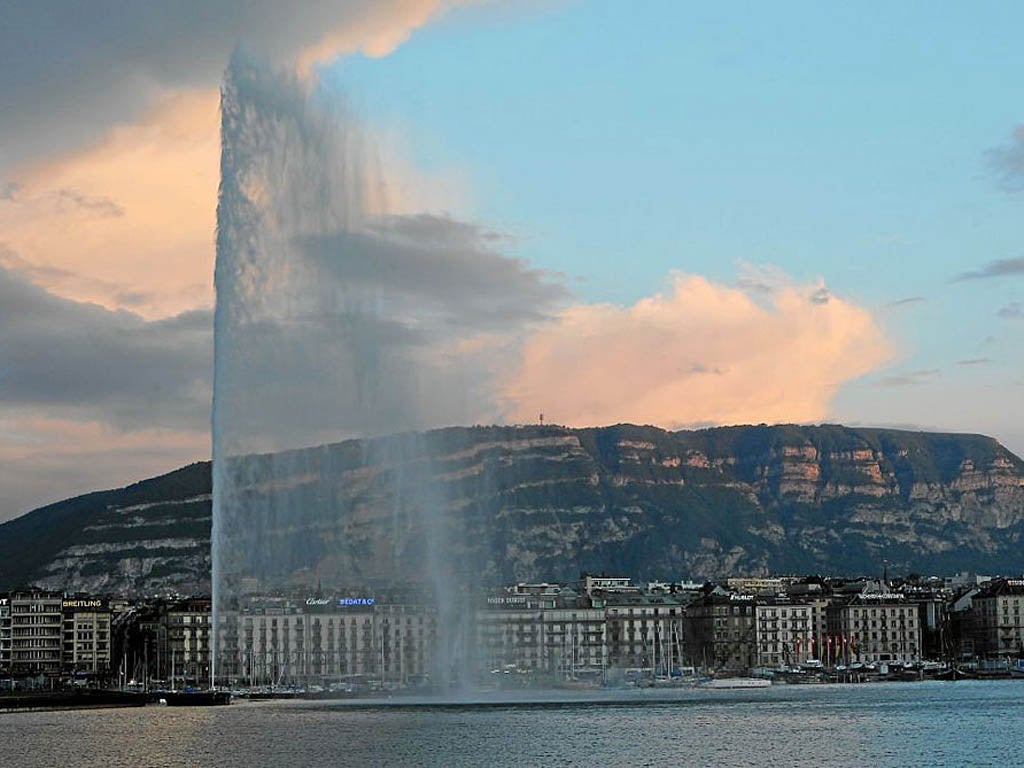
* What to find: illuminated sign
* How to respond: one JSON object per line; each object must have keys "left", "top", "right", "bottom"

{"left": 305, "top": 597, "right": 332, "bottom": 606}
{"left": 856, "top": 594, "right": 904, "bottom": 601}
{"left": 486, "top": 597, "right": 528, "bottom": 605}
{"left": 338, "top": 597, "right": 375, "bottom": 607}
{"left": 62, "top": 599, "right": 105, "bottom": 610}
{"left": 1007, "top": 580, "right": 1024, "bottom": 587}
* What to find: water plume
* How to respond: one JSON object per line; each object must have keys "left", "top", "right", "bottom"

{"left": 211, "top": 51, "right": 560, "bottom": 688}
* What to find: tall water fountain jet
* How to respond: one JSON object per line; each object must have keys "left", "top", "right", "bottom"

{"left": 212, "top": 52, "right": 562, "bottom": 690}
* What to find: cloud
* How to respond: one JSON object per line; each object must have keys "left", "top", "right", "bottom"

{"left": 0, "top": 2, "right": 481, "bottom": 319}
{"left": 502, "top": 272, "right": 892, "bottom": 427}
{"left": 885, "top": 296, "right": 925, "bottom": 308}
{"left": 0, "top": 88, "right": 221, "bottom": 317}
{"left": 809, "top": 286, "right": 831, "bottom": 305}
{"left": 953, "top": 258, "right": 1024, "bottom": 282}
{"left": 988, "top": 125, "right": 1024, "bottom": 192}
{"left": 55, "top": 189, "right": 124, "bottom": 218}
{"left": 998, "top": 301, "right": 1023, "bottom": 319}
{"left": 872, "top": 369, "right": 941, "bottom": 388}
{"left": 0, "top": 83, "right": 469, "bottom": 320}
{"left": 0, "top": 245, "right": 129, "bottom": 298}
{"left": 214, "top": 209, "right": 566, "bottom": 452}
{"left": 0, "top": 261, "right": 214, "bottom": 519}
{"left": 301, "top": 214, "right": 566, "bottom": 332}
{"left": 0, "top": 1, "right": 478, "bottom": 172}
{"left": 955, "top": 358, "right": 992, "bottom": 367}
{"left": 733, "top": 262, "right": 792, "bottom": 299}
{"left": 0, "top": 263, "right": 212, "bottom": 432}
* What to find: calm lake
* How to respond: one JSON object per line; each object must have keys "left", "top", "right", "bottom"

{"left": 2, "top": 681, "right": 1022, "bottom": 767}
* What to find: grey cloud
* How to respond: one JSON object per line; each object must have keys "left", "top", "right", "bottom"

{"left": 270, "top": 211, "right": 566, "bottom": 447}
{"left": 955, "top": 358, "right": 991, "bottom": 367}
{"left": 0, "top": 1, "right": 444, "bottom": 170}
{"left": 113, "top": 290, "right": 157, "bottom": 308}
{"left": 219, "top": 212, "right": 565, "bottom": 449}
{"left": 809, "top": 287, "right": 830, "bottom": 305}
{"left": 1, "top": 184, "right": 123, "bottom": 216}
{"left": 684, "top": 363, "right": 721, "bottom": 375}
{"left": 56, "top": 188, "right": 124, "bottom": 217}
{"left": 953, "top": 258, "right": 1024, "bottom": 282}
{"left": 0, "top": 244, "right": 154, "bottom": 308}
{"left": 872, "top": 369, "right": 940, "bottom": 388}
{"left": 733, "top": 277, "right": 770, "bottom": 294}
{"left": 988, "top": 126, "right": 1024, "bottom": 193}
{"left": 998, "top": 302, "right": 1023, "bottom": 319}
{"left": 0, "top": 263, "right": 212, "bottom": 431}
{"left": 732, "top": 263, "right": 829, "bottom": 309}
{"left": 886, "top": 296, "right": 925, "bottom": 308}
{"left": 375, "top": 214, "right": 512, "bottom": 248}
{"left": 300, "top": 214, "right": 567, "bottom": 333}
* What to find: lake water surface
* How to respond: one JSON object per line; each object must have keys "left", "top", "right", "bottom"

{"left": 2, "top": 681, "right": 1021, "bottom": 767}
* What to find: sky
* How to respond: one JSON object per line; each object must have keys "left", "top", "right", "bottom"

{"left": 1, "top": 0, "right": 1022, "bottom": 521}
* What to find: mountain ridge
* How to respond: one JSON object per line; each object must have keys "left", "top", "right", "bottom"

{"left": 2, "top": 423, "right": 1022, "bottom": 592}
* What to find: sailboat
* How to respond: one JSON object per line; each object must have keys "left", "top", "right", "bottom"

{"left": 161, "top": 648, "right": 231, "bottom": 706}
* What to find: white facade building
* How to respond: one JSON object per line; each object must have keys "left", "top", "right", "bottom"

{"left": 225, "top": 596, "right": 439, "bottom": 686}
{"left": 970, "top": 579, "right": 1024, "bottom": 657}
{"left": 754, "top": 600, "right": 813, "bottom": 668}
{"left": 830, "top": 594, "right": 921, "bottom": 664}
{"left": 62, "top": 598, "right": 112, "bottom": 675}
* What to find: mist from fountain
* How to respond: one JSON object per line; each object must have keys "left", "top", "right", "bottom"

{"left": 210, "top": 51, "right": 526, "bottom": 689}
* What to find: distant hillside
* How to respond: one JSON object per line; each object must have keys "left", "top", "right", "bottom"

{"left": 0, "top": 463, "right": 211, "bottom": 593}
{"left": 2, "top": 424, "right": 1022, "bottom": 593}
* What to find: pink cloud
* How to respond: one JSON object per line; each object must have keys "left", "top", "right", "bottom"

{"left": 0, "top": 88, "right": 467, "bottom": 319}
{"left": 502, "top": 272, "right": 892, "bottom": 428}
{"left": 0, "top": 1, "right": 482, "bottom": 319}
{"left": 1, "top": 89, "right": 220, "bottom": 318}
{"left": 296, "top": 0, "right": 480, "bottom": 70}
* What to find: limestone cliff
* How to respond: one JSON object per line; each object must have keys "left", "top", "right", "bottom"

{"left": 1, "top": 424, "right": 1022, "bottom": 593}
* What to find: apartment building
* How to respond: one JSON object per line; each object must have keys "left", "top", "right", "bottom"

{"left": 969, "top": 579, "right": 1024, "bottom": 658}
{"left": 8, "top": 589, "right": 64, "bottom": 677}
{"left": 753, "top": 598, "right": 814, "bottom": 668}
{"left": 829, "top": 592, "right": 921, "bottom": 664}
{"left": 62, "top": 597, "right": 112, "bottom": 675}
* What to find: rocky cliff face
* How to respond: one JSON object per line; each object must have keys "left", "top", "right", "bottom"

{"left": 0, "top": 463, "right": 211, "bottom": 594}
{"left": 2, "top": 424, "right": 1022, "bottom": 593}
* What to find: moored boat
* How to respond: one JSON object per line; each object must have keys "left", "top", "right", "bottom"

{"left": 160, "top": 689, "right": 232, "bottom": 706}
{"left": 698, "top": 677, "right": 771, "bottom": 689}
